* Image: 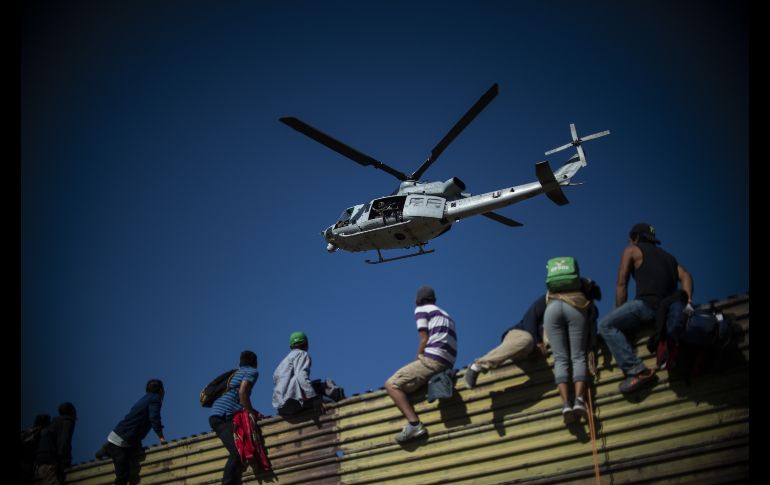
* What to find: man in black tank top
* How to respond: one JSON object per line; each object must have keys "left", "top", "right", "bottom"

{"left": 598, "top": 223, "right": 693, "bottom": 393}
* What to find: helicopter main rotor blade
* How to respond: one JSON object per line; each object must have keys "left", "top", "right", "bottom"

{"left": 279, "top": 117, "right": 408, "bottom": 181}
{"left": 409, "top": 83, "right": 499, "bottom": 181}
{"left": 481, "top": 211, "right": 523, "bottom": 227}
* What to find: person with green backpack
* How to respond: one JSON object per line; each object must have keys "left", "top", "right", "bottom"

{"left": 543, "top": 256, "right": 601, "bottom": 424}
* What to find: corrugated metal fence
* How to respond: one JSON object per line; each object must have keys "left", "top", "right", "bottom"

{"left": 64, "top": 295, "right": 749, "bottom": 484}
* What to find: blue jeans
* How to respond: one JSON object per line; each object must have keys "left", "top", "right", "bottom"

{"left": 209, "top": 415, "right": 242, "bottom": 485}
{"left": 544, "top": 299, "right": 588, "bottom": 385}
{"left": 598, "top": 299, "right": 655, "bottom": 375}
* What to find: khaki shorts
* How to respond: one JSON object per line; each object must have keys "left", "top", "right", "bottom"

{"left": 387, "top": 354, "right": 448, "bottom": 393}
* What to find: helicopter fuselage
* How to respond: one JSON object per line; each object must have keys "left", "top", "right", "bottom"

{"left": 322, "top": 163, "right": 568, "bottom": 253}
{"left": 323, "top": 194, "right": 449, "bottom": 252}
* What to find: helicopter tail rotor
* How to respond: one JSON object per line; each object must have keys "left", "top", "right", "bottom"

{"left": 545, "top": 123, "right": 610, "bottom": 167}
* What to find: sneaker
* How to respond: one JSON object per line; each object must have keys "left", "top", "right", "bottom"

{"left": 464, "top": 368, "right": 479, "bottom": 389}
{"left": 619, "top": 368, "right": 656, "bottom": 393}
{"left": 394, "top": 422, "right": 427, "bottom": 443}
{"left": 572, "top": 397, "right": 588, "bottom": 420}
{"left": 562, "top": 404, "right": 575, "bottom": 424}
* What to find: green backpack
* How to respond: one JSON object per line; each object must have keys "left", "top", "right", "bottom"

{"left": 546, "top": 256, "right": 581, "bottom": 292}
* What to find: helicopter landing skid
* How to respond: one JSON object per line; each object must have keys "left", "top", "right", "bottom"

{"left": 365, "top": 245, "right": 435, "bottom": 264}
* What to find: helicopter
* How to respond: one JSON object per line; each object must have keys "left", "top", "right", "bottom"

{"left": 280, "top": 83, "right": 609, "bottom": 264}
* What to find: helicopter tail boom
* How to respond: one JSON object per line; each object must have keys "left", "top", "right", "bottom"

{"left": 443, "top": 160, "right": 574, "bottom": 223}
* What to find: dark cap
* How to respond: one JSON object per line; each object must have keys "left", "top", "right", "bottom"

{"left": 629, "top": 223, "right": 661, "bottom": 244}
{"left": 416, "top": 285, "right": 436, "bottom": 304}
{"left": 58, "top": 402, "right": 77, "bottom": 418}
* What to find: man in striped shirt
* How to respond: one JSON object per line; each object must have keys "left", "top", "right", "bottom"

{"left": 384, "top": 285, "right": 457, "bottom": 443}
{"left": 209, "top": 350, "right": 259, "bottom": 485}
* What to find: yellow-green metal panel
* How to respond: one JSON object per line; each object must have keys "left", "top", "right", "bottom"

{"left": 62, "top": 295, "right": 749, "bottom": 485}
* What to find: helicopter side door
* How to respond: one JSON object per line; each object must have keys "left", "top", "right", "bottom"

{"left": 402, "top": 195, "right": 446, "bottom": 219}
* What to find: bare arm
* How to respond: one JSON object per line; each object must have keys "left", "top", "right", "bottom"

{"left": 615, "top": 245, "right": 640, "bottom": 307}
{"left": 416, "top": 329, "right": 428, "bottom": 359}
{"left": 678, "top": 264, "right": 694, "bottom": 302}
{"left": 239, "top": 379, "right": 255, "bottom": 414}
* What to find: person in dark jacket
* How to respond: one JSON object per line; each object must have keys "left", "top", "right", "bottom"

{"left": 95, "top": 379, "right": 167, "bottom": 485}
{"left": 598, "top": 223, "right": 693, "bottom": 393}
{"left": 34, "top": 403, "right": 76, "bottom": 485}
{"left": 464, "top": 295, "right": 548, "bottom": 389}
{"left": 21, "top": 414, "right": 51, "bottom": 484}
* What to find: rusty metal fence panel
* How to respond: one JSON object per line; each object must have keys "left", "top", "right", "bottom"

{"left": 63, "top": 295, "right": 749, "bottom": 484}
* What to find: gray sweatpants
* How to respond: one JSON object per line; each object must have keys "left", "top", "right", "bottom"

{"left": 544, "top": 299, "right": 588, "bottom": 385}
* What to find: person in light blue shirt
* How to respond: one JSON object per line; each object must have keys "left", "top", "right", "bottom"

{"left": 209, "top": 350, "right": 258, "bottom": 485}
{"left": 272, "top": 331, "right": 329, "bottom": 416}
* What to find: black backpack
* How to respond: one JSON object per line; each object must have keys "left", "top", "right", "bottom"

{"left": 654, "top": 304, "right": 736, "bottom": 383}
{"left": 200, "top": 369, "right": 237, "bottom": 407}
{"left": 311, "top": 378, "right": 346, "bottom": 402}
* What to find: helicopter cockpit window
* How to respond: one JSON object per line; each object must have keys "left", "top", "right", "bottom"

{"left": 354, "top": 202, "right": 371, "bottom": 223}
{"left": 335, "top": 204, "right": 365, "bottom": 229}
{"left": 338, "top": 208, "right": 354, "bottom": 223}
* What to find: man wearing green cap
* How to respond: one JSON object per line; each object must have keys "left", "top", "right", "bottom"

{"left": 272, "top": 331, "right": 327, "bottom": 416}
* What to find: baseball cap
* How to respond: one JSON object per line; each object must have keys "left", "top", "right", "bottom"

{"left": 629, "top": 223, "right": 661, "bottom": 244}
{"left": 289, "top": 331, "right": 308, "bottom": 347}
{"left": 416, "top": 285, "right": 436, "bottom": 304}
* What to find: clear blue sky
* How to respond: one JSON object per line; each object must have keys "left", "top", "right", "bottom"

{"left": 21, "top": 1, "right": 748, "bottom": 465}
